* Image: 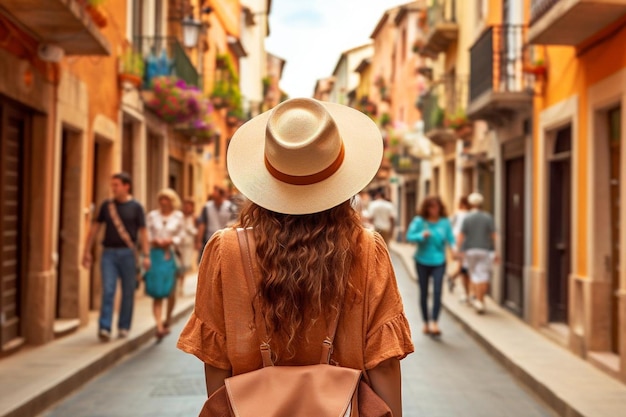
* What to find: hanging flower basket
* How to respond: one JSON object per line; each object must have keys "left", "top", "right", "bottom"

{"left": 145, "top": 77, "right": 215, "bottom": 139}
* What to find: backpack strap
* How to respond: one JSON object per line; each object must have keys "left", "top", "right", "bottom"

{"left": 236, "top": 227, "right": 344, "bottom": 367}
{"left": 320, "top": 295, "right": 343, "bottom": 365}
{"left": 236, "top": 227, "right": 274, "bottom": 367}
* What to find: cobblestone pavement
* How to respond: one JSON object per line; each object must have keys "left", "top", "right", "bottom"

{"left": 42, "top": 254, "right": 555, "bottom": 417}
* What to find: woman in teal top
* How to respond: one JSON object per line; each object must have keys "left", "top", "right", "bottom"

{"left": 406, "top": 196, "right": 456, "bottom": 336}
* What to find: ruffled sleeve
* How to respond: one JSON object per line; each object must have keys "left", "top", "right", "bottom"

{"left": 177, "top": 230, "right": 231, "bottom": 370}
{"left": 364, "top": 232, "right": 415, "bottom": 370}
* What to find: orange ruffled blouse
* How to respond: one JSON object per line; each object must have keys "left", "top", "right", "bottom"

{"left": 177, "top": 228, "right": 414, "bottom": 375}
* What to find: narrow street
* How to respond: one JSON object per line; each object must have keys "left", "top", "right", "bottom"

{"left": 42, "top": 254, "right": 554, "bottom": 417}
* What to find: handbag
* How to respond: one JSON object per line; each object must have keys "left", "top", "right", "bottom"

{"left": 143, "top": 248, "right": 177, "bottom": 298}
{"left": 198, "top": 228, "right": 392, "bottom": 417}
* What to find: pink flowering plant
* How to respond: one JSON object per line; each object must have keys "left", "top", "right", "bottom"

{"left": 147, "top": 76, "right": 216, "bottom": 137}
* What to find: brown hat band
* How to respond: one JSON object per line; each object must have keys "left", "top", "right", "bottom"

{"left": 264, "top": 144, "right": 345, "bottom": 186}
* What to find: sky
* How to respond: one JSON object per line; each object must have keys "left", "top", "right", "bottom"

{"left": 265, "top": 0, "right": 410, "bottom": 98}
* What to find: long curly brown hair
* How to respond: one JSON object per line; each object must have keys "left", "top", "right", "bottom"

{"left": 419, "top": 195, "right": 448, "bottom": 219}
{"left": 237, "top": 200, "right": 362, "bottom": 357}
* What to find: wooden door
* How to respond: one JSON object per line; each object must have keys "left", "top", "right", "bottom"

{"left": 168, "top": 157, "right": 184, "bottom": 198}
{"left": 0, "top": 101, "right": 28, "bottom": 350}
{"left": 56, "top": 130, "right": 69, "bottom": 318}
{"left": 503, "top": 156, "right": 525, "bottom": 316}
{"left": 146, "top": 133, "right": 162, "bottom": 210}
{"left": 404, "top": 180, "right": 417, "bottom": 234}
{"left": 608, "top": 107, "right": 621, "bottom": 354}
{"left": 548, "top": 127, "right": 572, "bottom": 323}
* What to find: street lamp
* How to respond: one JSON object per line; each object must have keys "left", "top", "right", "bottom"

{"left": 181, "top": 16, "right": 202, "bottom": 48}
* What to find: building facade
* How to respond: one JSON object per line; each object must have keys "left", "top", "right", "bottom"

{"left": 0, "top": 0, "right": 264, "bottom": 357}
{"left": 527, "top": 0, "right": 626, "bottom": 383}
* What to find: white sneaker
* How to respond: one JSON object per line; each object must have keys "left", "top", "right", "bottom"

{"left": 474, "top": 300, "right": 485, "bottom": 314}
{"left": 98, "top": 329, "right": 111, "bottom": 342}
{"left": 118, "top": 329, "right": 129, "bottom": 339}
{"left": 459, "top": 295, "right": 468, "bottom": 304}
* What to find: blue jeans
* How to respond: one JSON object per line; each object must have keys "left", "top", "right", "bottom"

{"left": 99, "top": 248, "right": 137, "bottom": 332}
{"left": 416, "top": 262, "right": 446, "bottom": 323}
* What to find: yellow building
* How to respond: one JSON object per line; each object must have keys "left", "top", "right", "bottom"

{"left": 527, "top": 0, "right": 626, "bottom": 383}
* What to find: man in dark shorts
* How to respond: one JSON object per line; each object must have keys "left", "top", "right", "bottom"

{"left": 82, "top": 173, "right": 151, "bottom": 341}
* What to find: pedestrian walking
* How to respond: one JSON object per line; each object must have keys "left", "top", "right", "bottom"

{"left": 178, "top": 198, "right": 198, "bottom": 295}
{"left": 406, "top": 196, "right": 456, "bottom": 336}
{"left": 368, "top": 190, "right": 396, "bottom": 244}
{"left": 457, "top": 192, "right": 499, "bottom": 314}
{"left": 351, "top": 190, "right": 374, "bottom": 230}
{"left": 145, "top": 188, "right": 186, "bottom": 340}
{"left": 177, "top": 98, "right": 414, "bottom": 417}
{"left": 81, "top": 173, "right": 150, "bottom": 342}
{"left": 196, "top": 186, "right": 235, "bottom": 261}
{"left": 449, "top": 196, "right": 471, "bottom": 300}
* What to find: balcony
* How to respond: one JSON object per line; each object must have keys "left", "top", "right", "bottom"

{"left": 468, "top": 25, "right": 532, "bottom": 125}
{"left": 0, "top": 0, "right": 110, "bottom": 55}
{"left": 419, "top": 74, "right": 468, "bottom": 147}
{"left": 136, "top": 37, "right": 199, "bottom": 88}
{"left": 390, "top": 153, "right": 421, "bottom": 174}
{"left": 421, "top": 0, "right": 458, "bottom": 56}
{"left": 529, "top": 0, "right": 626, "bottom": 45}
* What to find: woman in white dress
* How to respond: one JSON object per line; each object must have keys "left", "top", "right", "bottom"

{"left": 145, "top": 188, "right": 185, "bottom": 340}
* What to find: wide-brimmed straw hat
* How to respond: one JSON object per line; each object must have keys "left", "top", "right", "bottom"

{"left": 227, "top": 98, "right": 383, "bottom": 215}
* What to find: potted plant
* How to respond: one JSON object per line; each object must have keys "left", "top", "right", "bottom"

{"left": 444, "top": 110, "right": 472, "bottom": 137}
{"left": 119, "top": 50, "right": 144, "bottom": 88}
{"left": 379, "top": 112, "right": 392, "bottom": 128}
{"left": 226, "top": 108, "right": 245, "bottom": 127}
{"left": 412, "top": 39, "right": 425, "bottom": 54}
{"left": 211, "top": 80, "right": 230, "bottom": 109}
{"left": 262, "top": 76, "right": 271, "bottom": 97}
{"left": 216, "top": 53, "right": 234, "bottom": 71}
{"left": 418, "top": 9, "right": 428, "bottom": 27}
{"left": 523, "top": 59, "right": 547, "bottom": 77}
{"left": 86, "top": 0, "right": 107, "bottom": 28}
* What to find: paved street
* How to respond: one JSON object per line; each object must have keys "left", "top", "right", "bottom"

{"left": 42, "top": 254, "right": 554, "bottom": 417}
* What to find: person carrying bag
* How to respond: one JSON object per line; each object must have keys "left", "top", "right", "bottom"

{"left": 198, "top": 228, "right": 393, "bottom": 417}
{"left": 177, "top": 98, "right": 414, "bottom": 416}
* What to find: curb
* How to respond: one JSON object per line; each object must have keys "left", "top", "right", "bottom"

{"left": 438, "top": 303, "right": 580, "bottom": 417}
{"left": 4, "top": 303, "right": 195, "bottom": 417}
{"left": 388, "top": 246, "right": 569, "bottom": 417}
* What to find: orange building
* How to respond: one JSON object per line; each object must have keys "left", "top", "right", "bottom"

{"left": 526, "top": 0, "right": 626, "bottom": 383}
{"left": 0, "top": 0, "right": 251, "bottom": 357}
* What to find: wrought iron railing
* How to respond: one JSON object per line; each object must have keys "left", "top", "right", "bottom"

{"left": 419, "top": 74, "right": 468, "bottom": 132}
{"left": 134, "top": 36, "right": 200, "bottom": 87}
{"left": 427, "top": 0, "right": 456, "bottom": 27}
{"left": 420, "top": 92, "right": 444, "bottom": 133}
{"left": 469, "top": 25, "right": 530, "bottom": 103}
{"left": 530, "top": 0, "right": 560, "bottom": 24}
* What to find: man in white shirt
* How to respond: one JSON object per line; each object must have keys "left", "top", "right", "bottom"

{"left": 196, "top": 187, "right": 235, "bottom": 260}
{"left": 367, "top": 190, "right": 396, "bottom": 245}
